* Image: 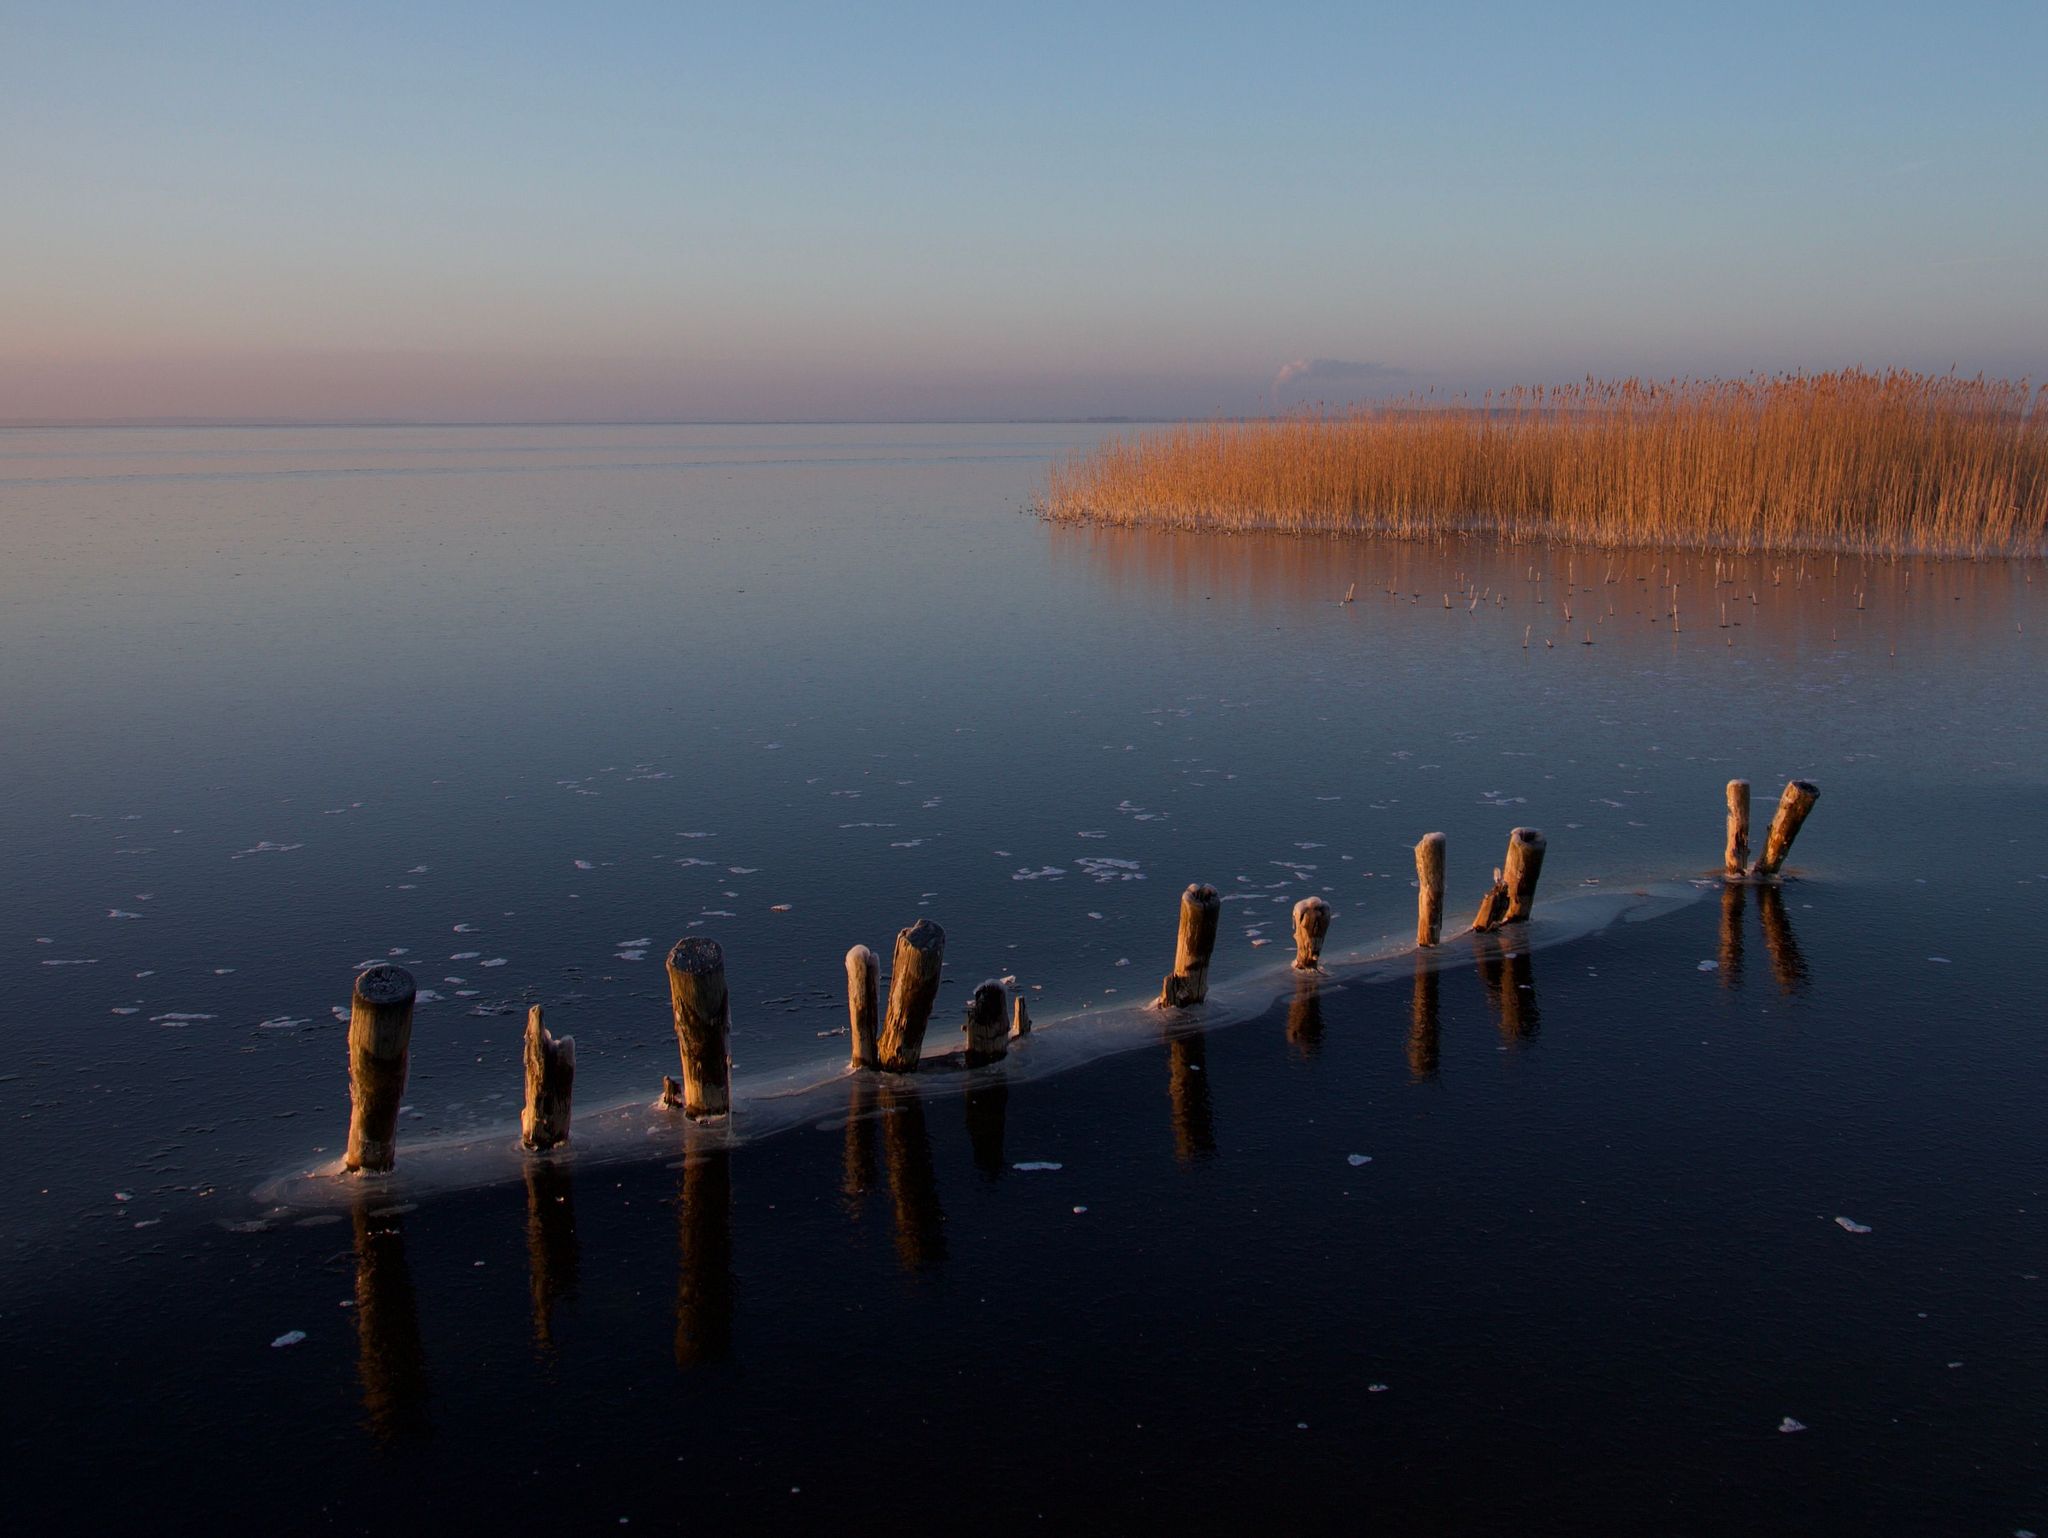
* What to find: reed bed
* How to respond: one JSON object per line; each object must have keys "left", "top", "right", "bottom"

{"left": 1041, "top": 371, "right": 2048, "bottom": 557}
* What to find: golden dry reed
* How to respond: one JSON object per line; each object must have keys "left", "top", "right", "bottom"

{"left": 1042, "top": 371, "right": 2048, "bottom": 556}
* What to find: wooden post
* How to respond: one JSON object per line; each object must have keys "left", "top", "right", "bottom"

{"left": 520, "top": 1004, "right": 575, "bottom": 1151}
{"left": 877, "top": 918, "right": 945, "bottom": 1072}
{"left": 1157, "top": 883, "right": 1221, "bottom": 1006}
{"left": 845, "top": 944, "right": 880, "bottom": 1070}
{"left": 1291, "top": 895, "right": 1330, "bottom": 970}
{"left": 963, "top": 979, "right": 1008, "bottom": 1066}
{"left": 664, "top": 938, "right": 731, "bottom": 1119}
{"left": 1414, "top": 833, "right": 1446, "bottom": 947}
{"left": 1752, "top": 780, "right": 1819, "bottom": 876}
{"left": 1724, "top": 779, "right": 1751, "bottom": 877}
{"left": 344, "top": 964, "right": 416, "bottom": 1173}
{"left": 1471, "top": 867, "right": 1510, "bottom": 932}
{"left": 1503, "top": 828, "right": 1546, "bottom": 922}
{"left": 1011, "top": 993, "right": 1032, "bottom": 1039}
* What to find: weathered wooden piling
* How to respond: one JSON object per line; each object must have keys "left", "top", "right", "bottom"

{"left": 963, "top": 979, "right": 1009, "bottom": 1066}
{"left": 877, "top": 918, "right": 946, "bottom": 1072}
{"left": 1011, "top": 993, "right": 1032, "bottom": 1039}
{"left": 1503, "top": 827, "right": 1546, "bottom": 922}
{"left": 1753, "top": 779, "right": 1819, "bottom": 877}
{"left": 519, "top": 1003, "right": 575, "bottom": 1151}
{"left": 664, "top": 938, "right": 731, "bottom": 1119}
{"left": 1291, "top": 895, "right": 1330, "bottom": 970}
{"left": 1157, "top": 883, "right": 1221, "bottom": 1006}
{"left": 1724, "top": 779, "right": 1751, "bottom": 877}
{"left": 1414, "top": 833, "right": 1446, "bottom": 947}
{"left": 845, "top": 944, "right": 880, "bottom": 1070}
{"left": 344, "top": 964, "right": 416, "bottom": 1174}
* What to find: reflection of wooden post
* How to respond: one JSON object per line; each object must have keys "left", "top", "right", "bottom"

{"left": 1286, "top": 974, "right": 1324, "bottom": 1056}
{"left": 1407, "top": 955, "right": 1440, "bottom": 1078}
{"left": 665, "top": 938, "right": 731, "bottom": 1118}
{"left": 520, "top": 1004, "right": 575, "bottom": 1150}
{"left": 878, "top": 919, "right": 946, "bottom": 1072}
{"left": 964, "top": 1082, "right": 1008, "bottom": 1179}
{"left": 1503, "top": 828, "right": 1546, "bottom": 922}
{"left": 345, "top": 965, "right": 416, "bottom": 1173}
{"left": 1157, "top": 884, "right": 1221, "bottom": 1006}
{"left": 962, "top": 980, "right": 1008, "bottom": 1066}
{"left": 1501, "top": 948, "right": 1540, "bottom": 1040}
{"left": 351, "top": 1199, "right": 429, "bottom": 1442}
{"left": 1753, "top": 780, "right": 1819, "bottom": 876}
{"left": 1724, "top": 779, "right": 1751, "bottom": 876}
{"left": 673, "top": 1150, "right": 734, "bottom": 1368}
{"left": 879, "top": 1084, "right": 945, "bottom": 1271}
{"left": 1291, "top": 896, "right": 1329, "bottom": 970}
{"left": 1757, "top": 883, "right": 1810, "bottom": 994}
{"left": 1415, "top": 834, "right": 1446, "bottom": 946}
{"left": 1717, "top": 880, "right": 1745, "bottom": 989}
{"left": 523, "top": 1160, "right": 578, "bottom": 1353}
{"left": 845, "top": 945, "right": 880, "bottom": 1070}
{"left": 841, "top": 1076, "right": 878, "bottom": 1213}
{"left": 1166, "top": 1031, "right": 1216, "bottom": 1162}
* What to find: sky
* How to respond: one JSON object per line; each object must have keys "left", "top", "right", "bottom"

{"left": 2, "top": 0, "right": 2044, "bottom": 423}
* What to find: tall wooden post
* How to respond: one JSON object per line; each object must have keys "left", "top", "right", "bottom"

{"left": 1503, "top": 828, "right": 1546, "bottom": 922}
{"left": 1724, "top": 779, "right": 1751, "bottom": 876}
{"left": 1414, "top": 833, "right": 1446, "bottom": 947}
{"left": 345, "top": 965, "right": 415, "bottom": 1174}
{"left": 520, "top": 1004, "right": 575, "bottom": 1151}
{"left": 878, "top": 919, "right": 946, "bottom": 1072}
{"left": 845, "top": 944, "right": 880, "bottom": 1070}
{"left": 1291, "top": 895, "right": 1330, "bottom": 970}
{"left": 1753, "top": 780, "right": 1819, "bottom": 876}
{"left": 1157, "top": 883, "right": 1221, "bottom": 1006}
{"left": 665, "top": 938, "right": 731, "bottom": 1119}
{"left": 963, "top": 979, "right": 1009, "bottom": 1066}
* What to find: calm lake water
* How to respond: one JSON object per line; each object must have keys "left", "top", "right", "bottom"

{"left": 4, "top": 425, "right": 2045, "bottom": 1531}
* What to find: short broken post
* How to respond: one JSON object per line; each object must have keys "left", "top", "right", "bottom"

{"left": 345, "top": 965, "right": 416, "bottom": 1174}
{"left": 1291, "top": 895, "right": 1330, "bottom": 971}
{"left": 520, "top": 1003, "right": 575, "bottom": 1151}
{"left": 1723, "top": 779, "right": 1751, "bottom": 877}
{"left": 1503, "top": 827, "right": 1547, "bottom": 922}
{"left": 1157, "top": 883, "right": 1220, "bottom": 1006}
{"left": 963, "top": 980, "right": 1009, "bottom": 1066}
{"left": 1471, "top": 866, "right": 1510, "bottom": 932}
{"left": 665, "top": 937, "right": 731, "bottom": 1119}
{"left": 1010, "top": 993, "right": 1032, "bottom": 1039}
{"left": 877, "top": 918, "right": 945, "bottom": 1072}
{"left": 845, "top": 944, "right": 880, "bottom": 1070}
{"left": 1752, "top": 779, "right": 1819, "bottom": 877}
{"left": 1414, "top": 833, "right": 1446, "bottom": 947}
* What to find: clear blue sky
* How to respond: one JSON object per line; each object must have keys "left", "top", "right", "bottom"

{"left": 2, "top": 0, "right": 2042, "bottom": 421}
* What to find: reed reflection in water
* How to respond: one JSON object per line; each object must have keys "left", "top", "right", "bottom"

{"left": 523, "top": 1160, "right": 578, "bottom": 1356}
{"left": 673, "top": 1150, "right": 734, "bottom": 1369}
{"left": 350, "top": 1199, "right": 429, "bottom": 1443}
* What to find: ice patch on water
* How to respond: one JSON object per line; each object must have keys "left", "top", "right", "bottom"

{"left": 1014, "top": 1161, "right": 1063, "bottom": 1172}
{"left": 1012, "top": 866, "right": 1066, "bottom": 881}
{"left": 1076, "top": 857, "right": 1144, "bottom": 883}
{"left": 1834, "top": 1216, "right": 1871, "bottom": 1233}
{"left": 107, "top": 909, "right": 144, "bottom": 920}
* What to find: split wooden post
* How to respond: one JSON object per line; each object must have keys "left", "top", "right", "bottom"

{"left": 1011, "top": 993, "right": 1032, "bottom": 1039}
{"left": 1753, "top": 780, "right": 1819, "bottom": 876}
{"left": 1503, "top": 828, "right": 1547, "bottom": 922}
{"left": 845, "top": 944, "right": 880, "bottom": 1070}
{"left": 1291, "top": 895, "right": 1330, "bottom": 971}
{"left": 664, "top": 938, "right": 731, "bottom": 1119}
{"left": 877, "top": 918, "right": 945, "bottom": 1072}
{"left": 344, "top": 964, "right": 416, "bottom": 1173}
{"left": 963, "top": 979, "right": 1009, "bottom": 1066}
{"left": 1157, "top": 883, "right": 1221, "bottom": 1006}
{"left": 1471, "top": 867, "right": 1510, "bottom": 932}
{"left": 1414, "top": 833, "right": 1446, "bottom": 947}
{"left": 520, "top": 1004, "right": 575, "bottom": 1151}
{"left": 1724, "top": 779, "right": 1751, "bottom": 877}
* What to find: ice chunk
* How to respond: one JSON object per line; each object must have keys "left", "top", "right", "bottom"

{"left": 1834, "top": 1216, "right": 1871, "bottom": 1234}
{"left": 270, "top": 1331, "right": 307, "bottom": 1349}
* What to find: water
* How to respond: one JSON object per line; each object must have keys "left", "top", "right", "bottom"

{"left": 4, "top": 425, "right": 2045, "bottom": 1530}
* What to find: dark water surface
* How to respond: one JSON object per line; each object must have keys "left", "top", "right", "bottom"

{"left": 3, "top": 426, "right": 2044, "bottom": 1532}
